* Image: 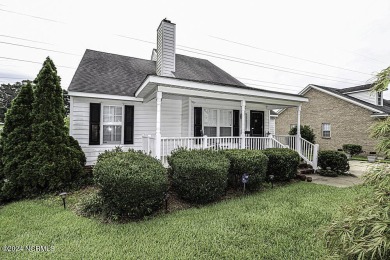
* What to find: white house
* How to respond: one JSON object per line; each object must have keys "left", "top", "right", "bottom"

{"left": 68, "top": 19, "right": 316, "bottom": 167}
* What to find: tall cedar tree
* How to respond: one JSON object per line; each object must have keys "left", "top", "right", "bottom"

{"left": 27, "top": 57, "right": 85, "bottom": 194}
{"left": 0, "top": 83, "right": 34, "bottom": 201}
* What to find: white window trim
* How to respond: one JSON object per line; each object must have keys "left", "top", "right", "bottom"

{"left": 202, "top": 108, "right": 233, "bottom": 137}
{"left": 100, "top": 104, "right": 125, "bottom": 145}
{"left": 321, "top": 123, "right": 331, "bottom": 139}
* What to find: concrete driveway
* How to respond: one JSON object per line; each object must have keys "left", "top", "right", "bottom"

{"left": 310, "top": 161, "right": 372, "bottom": 188}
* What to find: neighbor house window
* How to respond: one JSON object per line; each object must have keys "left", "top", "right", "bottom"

{"left": 322, "top": 123, "right": 331, "bottom": 138}
{"left": 103, "top": 105, "right": 122, "bottom": 144}
{"left": 220, "top": 110, "right": 233, "bottom": 136}
{"left": 377, "top": 92, "right": 383, "bottom": 106}
{"left": 203, "top": 108, "right": 217, "bottom": 137}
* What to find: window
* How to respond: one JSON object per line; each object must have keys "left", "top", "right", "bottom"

{"left": 203, "top": 108, "right": 217, "bottom": 137}
{"left": 377, "top": 92, "right": 383, "bottom": 106}
{"left": 322, "top": 123, "right": 331, "bottom": 138}
{"left": 220, "top": 110, "right": 233, "bottom": 136}
{"left": 103, "top": 105, "right": 122, "bottom": 144}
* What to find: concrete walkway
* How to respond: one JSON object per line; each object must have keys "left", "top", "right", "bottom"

{"left": 310, "top": 161, "right": 372, "bottom": 188}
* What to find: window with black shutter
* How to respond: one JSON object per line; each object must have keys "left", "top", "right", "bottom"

{"left": 89, "top": 103, "right": 101, "bottom": 145}
{"left": 124, "top": 105, "right": 134, "bottom": 144}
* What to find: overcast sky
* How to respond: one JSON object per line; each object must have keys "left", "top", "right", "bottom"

{"left": 0, "top": 0, "right": 389, "bottom": 97}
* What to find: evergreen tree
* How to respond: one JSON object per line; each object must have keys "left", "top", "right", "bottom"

{"left": 27, "top": 57, "right": 85, "bottom": 194}
{"left": 0, "top": 83, "right": 33, "bottom": 201}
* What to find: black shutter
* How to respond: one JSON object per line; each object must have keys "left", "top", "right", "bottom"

{"left": 233, "top": 110, "right": 240, "bottom": 136}
{"left": 89, "top": 103, "right": 101, "bottom": 145}
{"left": 194, "top": 107, "right": 202, "bottom": 137}
{"left": 124, "top": 105, "right": 134, "bottom": 144}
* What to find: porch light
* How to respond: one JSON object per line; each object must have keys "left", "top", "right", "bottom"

{"left": 242, "top": 173, "right": 249, "bottom": 193}
{"left": 269, "top": 175, "right": 275, "bottom": 188}
{"left": 59, "top": 192, "right": 67, "bottom": 209}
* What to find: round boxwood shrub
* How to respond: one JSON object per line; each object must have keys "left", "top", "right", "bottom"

{"left": 318, "top": 150, "right": 349, "bottom": 174}
{"left": 168, "top": 149, "right": 229, "bottom": 204}
{"left": 94, "top": 150, "right": 168, "bottom": 220}
{"left": 263, "top": 148, "right": 300, "bottom": 181}
{"left": 223, "top": 149, "right": 268, "bottom": 190}
{"left": 342, "top": 144, "right": 363, "bottom": 156}
{"left": 289, "top": 125, "right": 316, "bottom": 144}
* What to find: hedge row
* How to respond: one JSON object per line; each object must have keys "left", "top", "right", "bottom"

{"left": 92, "top": 147, "right": 301, "bottom": 220}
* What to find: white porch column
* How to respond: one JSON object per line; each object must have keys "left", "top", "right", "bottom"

{"left": 155, "top": 91, "right": 162, "bottom": 160}
{"left": 296, "top": 105, "right": 301, "bottom": 154}
{"left": 241, "top": 100, "right": 246, "bottom": 149}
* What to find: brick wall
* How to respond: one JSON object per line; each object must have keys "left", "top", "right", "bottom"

{"left": 275, "top": 88, "right": 381, "bottom": 153}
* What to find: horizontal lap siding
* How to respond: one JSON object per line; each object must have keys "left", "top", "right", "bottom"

{"left": 348, "top": 91, "right": 376, "bottom": 105}
{"left": 71, "top": 97, "right": 182, "bottom": 165}
{"left": 181, "top": 98, "right": 189, "bottom": 137}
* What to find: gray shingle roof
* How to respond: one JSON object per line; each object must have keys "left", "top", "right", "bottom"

{"left": 311, "top": 84, "right": 390, "bottom": 115}
{"left": 69, "top": 49, "right": 246, "bottom": 96}
{"left": 338, "top": 84, "right": 373, "bottom": 93}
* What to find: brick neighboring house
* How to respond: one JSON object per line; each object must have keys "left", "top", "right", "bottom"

{"left": 275, "top": 84, "right": 390, "bottom": 153}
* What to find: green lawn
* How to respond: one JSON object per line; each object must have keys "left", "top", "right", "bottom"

{"left": 0, "top": 183, "right": 367, "bottom": 259}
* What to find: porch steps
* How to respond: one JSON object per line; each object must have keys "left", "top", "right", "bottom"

{"left": 298, "top": 162, "right": 314, "bottom": 174}
{"left": 296, "top": 162, "right": 314, "bottom": 181}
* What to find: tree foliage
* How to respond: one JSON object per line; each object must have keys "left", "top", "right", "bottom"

{"left": 0, "top": 83, "right": 34, "bottom": 201}
{"left": 24, "top": 57, "right": 85, "bottom": 195}
{"left": 289, "top": 125, "right": 316, "bottom": 144}
{"left": 370, "top": 66, "right": 390, "bottom": 156}
{"left": 324, "top": 66, "right": 390, "bottom": 258}
{"left": 0, "top": 81, "right": 24, "bottom": 122}
{"left": 324, "top": 165, "right": 390, "bottom": 259}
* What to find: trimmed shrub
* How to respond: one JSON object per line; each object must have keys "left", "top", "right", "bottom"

{"left": 289, "top": 125, "right": 316, "bottom": 144}
{"left": 97, "top": 146, "right": 124, "bottom": 163}
{"left": 318, "top": 150, "right": 349, "bottom": 174}
{"left": 263, "top": 148, "right": 300, "bottom": 181}
{"left": 76, "top": 191, "right": 103, "bottom": 218}
{"left": 94, "top": 150, "right": 168, "bottom": 220}
{"left": 223, "top": 149, "right": 268, "bottom": 190}
{"left": 168, "top": 149, "right": 229, "bottom": 204}
{"left": 342, "top": 144, "right": 363, "bottom": 156}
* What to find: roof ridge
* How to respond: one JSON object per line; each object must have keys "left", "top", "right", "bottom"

{"left": 85, "top": 49, "right": 154, "bottom": 63}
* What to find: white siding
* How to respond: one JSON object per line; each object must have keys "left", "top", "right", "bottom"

{"left": 347, "top": 91, "right": 376, "bottom": 105}
{"left": 269, "top": 117, "right": 276, "bottom": 135}
{"left": 181, "top": 97, "right": 189, "bottom": 137}
{"left": 71, "top": 97, "right": 181, "bottom": 165}
{"left": 156, "top": 20, "right": 175, "bottom": 77}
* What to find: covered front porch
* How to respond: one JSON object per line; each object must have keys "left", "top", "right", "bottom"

{"left": 135, "top": 76, "right": 318, "bottom": 168}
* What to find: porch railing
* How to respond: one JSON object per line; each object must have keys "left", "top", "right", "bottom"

{"left": 274, "top": 135, "right": 296, "bottom": 150}
{"left": 143, "top": 136, "right": 288, "bottom": 166}
{"left": 143, "top": 135, "right": 318, "bottom": 169}
{"left": 274, "top": 135, "right": 319, "bottom": 169}
{"left": 142, "top": 135, "right": 156, "bottom": 157}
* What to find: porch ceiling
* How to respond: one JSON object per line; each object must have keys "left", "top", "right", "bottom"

{"left": 137, "top": 75, "right": 307, "bottom": 107}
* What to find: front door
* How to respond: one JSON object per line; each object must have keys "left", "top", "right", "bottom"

{"left": 250, "top": 111, "right": 264, "bottom": 137}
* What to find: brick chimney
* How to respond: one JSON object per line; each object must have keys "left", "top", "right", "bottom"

{"left": 156, "top": 19, "right": 176, "bottom": 77}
